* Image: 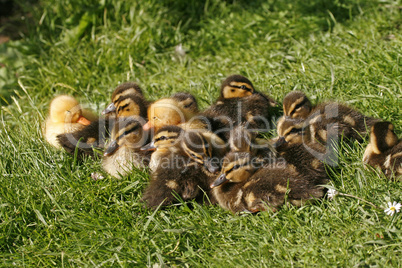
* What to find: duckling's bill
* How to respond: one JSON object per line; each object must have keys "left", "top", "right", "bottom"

{"left": 77, "top": 115, "right": 91, "bottom": 126}
{"left": 143, "top": 121, "right": 154, "bottom": 131}
{"left": 211, "top": 174, "right": 227, "bottom": 188}
{"left": 104, "top": 140, "right": 119, "bottom": 156}
{"left": 273, "top": 136, "right": 287, "bottom": 149}
{"left": 141, "top": 141, "right": 156, "bottom": 151}
{"left": 102, "top": 103, "right": 116, "bottom": 115}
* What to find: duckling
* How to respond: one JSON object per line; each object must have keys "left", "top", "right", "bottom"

{"left": 43, "top": 95, "right": 97, "bottom": 148}
{"left": 57, "top": 93, "right": 148, "bottom": 158}
{"left": 141, "top": 125, "right": 184, "bottom": 172}
{"left": 201, "top": 92, "right": 275, "bottom": 141}
{"left": 280, "top": 91, "right": 379, "bottom": 143}
{"left": 219, "top": 74, "right": 255, "bottom": 100}
{"left": 274, "top": 116, "right": 338, "bottom": 168}
{"left": 143, "top": 92, "right": 199, "bottom": 132}
{"left": 282, "top": 91, "right": 312, "bottom": 119}
{"left": 181, "top": 130, "right": 227, "bottom": 174}
{"left": 363, "top": 121, "right": 402, "bottom": 178}
{"left": 140, "top": 126, "right": 224, "bottom": 208}
{"left": 102, "top": 82, "right": 146, "bottom": 116}
{"left": 210, "top": 151, "right": 328, "bottom": 213}
{"left": 102, "top": 117, "right": 151, "bottom": 177}
{"left": 218, "top": 74, "right": 277, "bottom": 107}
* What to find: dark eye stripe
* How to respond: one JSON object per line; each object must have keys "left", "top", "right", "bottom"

{"left": 115, "top": 124, "right": 140, "bottom": 141}
{"left": 183, "top": 101, "right": 195, "bottom": 108}
{"left": 291, "top": 99, "right": 308, "bottom": 114}
{"left": 226, "top": 162, "right": 245, "bottom": 174}
{"left": 155, "top": 135, "right": 177, "bottom": 142}
{"left": 230, "top": 85, "right": 253, "bottom": 92}
{"left": 117, "top": 103, "right": 130, "bottom": 113}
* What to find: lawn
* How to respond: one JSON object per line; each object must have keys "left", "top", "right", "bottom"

{"left": 0, "top": 0, "right": 401, "bottom": 266}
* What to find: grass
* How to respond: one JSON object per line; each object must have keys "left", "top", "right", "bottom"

{"left": 0, "top": 0, "right": 401, "bottom": 266}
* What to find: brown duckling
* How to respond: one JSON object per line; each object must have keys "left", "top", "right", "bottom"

{"left": 102, "top": 82, "right": 147, "bottom": 116}
{"left": 143, "top": 92, "right": 199, "bottom": 132}
{"left": 219, "top": 74, "right": 255, "bottom": 100}
{"left": 280, "top": 91, "right": 379, "bottom": 142}
{"left": 43, "top": 95, "right": 97, "bottom": 148}
{"left": 282, "top": 91, "right": 312, "bottom": 119}
{"left": 210, "top": 151, "right": 328, "bottom": 213}
{"left": 102, "top": 117, "right": 151, "bottom": 177}
{"left": 363, "top": 121, "right": 402, "bottom": 178}
{"left": 274, "top": 116, "right": 338, "bottom": 168}
{"left": 218, "top": 74, "right": 277, "bottom": 107}
{"left": 57, "top": 93, "right": 148, "bottom": 158}
{"left": 140, "top": 126, "right": 225, "bottom": 209}
{"left": 201, "top": 92, "right": 275, "bottom": 141}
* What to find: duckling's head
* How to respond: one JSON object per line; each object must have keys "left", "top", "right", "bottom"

{"left": 363, "top": 122, "right": 399, "bottom": 162}
{"left": 182, "top": 131, "right": 221, "bottom": 173}
{"left": 171, "top": 92, "right": 199, "bottom": 116}
{"left": 112, "top": 94, "right": 147, "bottom": 118}
{"left": 103, "top": 82, "right": 143, "bottom": 115}
{"left": 104, "top": 117, "right": 146, "bottom": 156}
{"left": 282, "top": 91, "right": 312, "bottom": 119}
{"left": 141, "top": 125, "right": 183, "bottom": 151}
{"left": 49, "top": 95, "right": 91, "bottom": 125}
{"left": 144, "top": 93, "right": 198, "bottom": 132}
{"left": 210, "top": 152, "right": 259, "bottom": 188}
{"left": 111, "top": 82, "right": 143, "bottom": 101}
{"left": 220, "top": 74, "right": 255, "bottom": 99}
{"left": 274, "top": 117, "right": 310, "bottom": 148}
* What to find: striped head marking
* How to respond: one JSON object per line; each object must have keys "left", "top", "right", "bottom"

{"left": 282, "top": 91, "right": 312, "bottom": 119}
{"left": 220, "top": 74, "right": 255, "bottom": 99}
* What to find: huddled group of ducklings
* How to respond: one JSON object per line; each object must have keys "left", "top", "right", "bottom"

{"left": 43, "top": 75, "right": 401, "bottom": 213}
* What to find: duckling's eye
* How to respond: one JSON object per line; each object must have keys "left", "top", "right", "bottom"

{"left": 155, "top": 135, "right": 167, "bottom": 142}
{"left": 153, "top": 116, "right": 157, "bottom": 120}
{"left": 240, "top": 85, "right": 246, "bottom": 90}
{"left": 66, "top": 110, "right": 71, "bottom": 114}
{"left": 289, "top": 128, "right": 301, "bottom": 134}
{"left": 233, "top": 164, "right": 241, "bottom": 170}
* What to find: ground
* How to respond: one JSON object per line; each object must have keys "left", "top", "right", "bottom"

{"left": 0, "top": 0, "right": 401, "bottom": 266}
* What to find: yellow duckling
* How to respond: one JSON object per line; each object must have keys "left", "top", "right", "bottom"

{"left": 102, "top": 117, "right": 151, "bottom": 178}
{"left": 143, "top": 92, "right": 199, "bottom": 132}
{"left": 363, "top": 121, "right": 402, "bottom": 178}
{"left": 43, "top": 95, "right": 97, "bottom": 148}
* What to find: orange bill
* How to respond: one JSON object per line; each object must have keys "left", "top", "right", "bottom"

{"left": 77, "top": 116, "right": 91, "bottom": 126}
{"left": 143, "top": 121, "right": 154, "bottom": 131}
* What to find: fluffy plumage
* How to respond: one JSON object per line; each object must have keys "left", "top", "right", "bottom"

{"left": 102, "top": 117, "right": 151, "bottom": 177}
{"left": 363, "top": 121, "right": 402, "bottom": 178}
{"left": 43, "top": 95, "right": 97, "bottom": 148}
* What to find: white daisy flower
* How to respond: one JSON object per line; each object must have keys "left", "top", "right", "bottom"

{"left": 384, "top": 201, "right": 401, "bottom": 216}
{"left": 327, "top": 189, "right": 338, "bottom": 201}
